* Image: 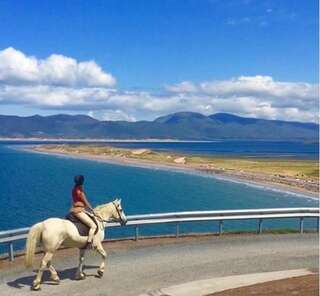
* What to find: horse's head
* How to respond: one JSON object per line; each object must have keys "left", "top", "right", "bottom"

{"left": 111, "top": 198, "right": 127, "bottom": 226}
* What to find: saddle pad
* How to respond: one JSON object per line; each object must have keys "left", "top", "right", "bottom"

{"left": 65, "top": 212, "right": 98, "bottom": 237}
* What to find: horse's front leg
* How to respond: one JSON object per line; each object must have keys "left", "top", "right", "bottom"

{"left": 75, "top": 249, "right": 86, "bottom": 280}
{"left": 95, "top": 241, "right": 107, "bottom": 278}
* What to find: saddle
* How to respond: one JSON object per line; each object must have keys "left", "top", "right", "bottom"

{"left": 65, "top": 212, "right": 99, "bottom": 237}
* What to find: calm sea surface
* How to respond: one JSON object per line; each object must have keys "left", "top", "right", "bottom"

{"left": 0, "top": 141, "right": 318, "bottom": 251}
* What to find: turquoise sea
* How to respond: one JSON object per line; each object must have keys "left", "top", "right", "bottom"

{"left": 0, "top": 142, "right": 318, "bottom": 239}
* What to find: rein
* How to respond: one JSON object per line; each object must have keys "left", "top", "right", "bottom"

{"left": 93, "top": 214, "right": 108, "bottom": 223}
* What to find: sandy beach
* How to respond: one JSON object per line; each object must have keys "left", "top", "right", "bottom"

{"left": 27, "top": 145, "right": 319, "bottom": 199}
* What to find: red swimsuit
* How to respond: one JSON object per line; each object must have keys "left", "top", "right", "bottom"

{"left": 71, "top": 185, "right": 86, "bottom": 213}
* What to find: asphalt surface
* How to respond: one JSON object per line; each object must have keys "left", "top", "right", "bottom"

{"left": 0, "top": 233, "right": 318, "bottom": 296}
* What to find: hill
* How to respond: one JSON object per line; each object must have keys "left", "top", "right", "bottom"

{"left": 0, "top": 112, "right": 318, "bottom": 141}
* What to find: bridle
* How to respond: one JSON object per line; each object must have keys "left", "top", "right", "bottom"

{"left": 112, "top": 201, "right": 126, "bottom": 225}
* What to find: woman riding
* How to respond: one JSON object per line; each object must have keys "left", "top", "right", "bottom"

{"left": 71, "top": 175, "right": 97, "bottom": 247}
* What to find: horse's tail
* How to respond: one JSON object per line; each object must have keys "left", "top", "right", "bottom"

{"left": 25, "top": 222, "right": 43, "bottom": 268}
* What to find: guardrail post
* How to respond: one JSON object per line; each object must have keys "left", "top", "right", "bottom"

{"left": 299, "top": 217, "right": 304, "bottom": 234}
{"left": 135, "top": 226, "right": 139, "bottom": 241}
{"left": 8, "top": 242, "right": 14, "bottom": 261}
{"left": 258, "top": 219, "right": 263, "bottom": 234}
{"left": 176, "top": 222, "right": 179, "bottom": 238}
{"left": 219, "top": 220, "right": 223, "bottom": 236}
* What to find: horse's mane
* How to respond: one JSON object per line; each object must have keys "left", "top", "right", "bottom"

{"left": 94, "top": 201, "right": 115, "bottom": 218}
{"left": 94, "top": 203, "right": 110, "bottom": 211}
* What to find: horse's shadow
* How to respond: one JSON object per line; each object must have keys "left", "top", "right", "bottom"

{"left": 7, "top": 265, "right": 99, "bottom": 289}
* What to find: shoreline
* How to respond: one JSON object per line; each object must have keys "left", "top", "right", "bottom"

{"left": 24, "top": 146, "right": 319, "bottom": 200}
{"left": 0, "top": 137, "right": 217, "bottom": 143}
{"left": 2, "top": 137, "right": 318, "bottom": 143}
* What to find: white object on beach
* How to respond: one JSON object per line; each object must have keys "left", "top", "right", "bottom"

{"left": 174, "top": 157, "right": 186, "bottom": 164}
{"left": 131, "top": 149, "right": 151, "bottom": 155}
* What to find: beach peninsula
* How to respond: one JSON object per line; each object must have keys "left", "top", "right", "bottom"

{"left": 32, "top": 144, "right": 319, "bottom": 198}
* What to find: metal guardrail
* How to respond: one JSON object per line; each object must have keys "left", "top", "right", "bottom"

{"left": 0, "top": 207, "right": 319, "bottom": 261}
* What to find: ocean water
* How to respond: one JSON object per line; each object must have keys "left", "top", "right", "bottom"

{"left": 0, "top": 143, "right": 318, "bottom": 252}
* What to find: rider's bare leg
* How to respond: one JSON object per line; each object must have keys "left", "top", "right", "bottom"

{"left": 88, "top": 228, "right": 96, "bottom": 244}
{"left": 74, "top": 212, "right": 97, "bottom": 244}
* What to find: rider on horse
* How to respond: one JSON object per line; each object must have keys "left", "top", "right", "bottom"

{"left": 70, "top": 175, "right": 97, "bottom": 247}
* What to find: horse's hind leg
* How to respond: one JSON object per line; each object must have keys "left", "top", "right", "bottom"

{"left": 47, "top": 260, "right": 60, "bottom": 284}
{"left": 32, "top": 252, "right": 53, "bottom": 291}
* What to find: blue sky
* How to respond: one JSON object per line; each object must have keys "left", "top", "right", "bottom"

{"left": 0, "top": 0, "right": 318, "bottom": 122}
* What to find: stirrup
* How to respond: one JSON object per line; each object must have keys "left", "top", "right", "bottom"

{"left": 86, "top": 241, "right": 97, "bottom": 250}
{"left": 86, "top": 241, "right": 93, "bottom": 249}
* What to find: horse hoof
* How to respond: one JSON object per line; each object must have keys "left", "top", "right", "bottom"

{"left": 96, "top": 270, "right": 104, "bottom": 278}
{"left": 75, "top": 273, "right": 86, "bottom": 280}
{"left": 50, "top": 278, "right": 60, "bottom": 285}
{"left": 31, "top": 283, "right": 41, "bottom": 291}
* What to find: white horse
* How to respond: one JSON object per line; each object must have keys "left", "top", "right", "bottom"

{"left": 25, "top": 198, "right": 127, "bottom": 291}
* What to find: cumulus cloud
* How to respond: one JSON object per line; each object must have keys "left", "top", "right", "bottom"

{"left": 165, "top": 81, "right": 198, "bottom": 93}
{"left": 89, "top": 110, "right": 136, "bottom": 122}
{"left": 0, "top": 48, "right": 318, "bottom": 123}
{"left": 1, "top": 77, "right": 317, "bottom": 122}
{"left": 0, "top": 47, "right": 116, "bottom": 87}
{"left": 168, "top": 76, "right": 317, "bottom": 101}
{"left": 164, "top": 76, "right": 318, "bottom": 122}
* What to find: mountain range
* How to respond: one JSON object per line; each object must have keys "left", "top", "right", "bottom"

{"left": 0, "top": 112, "right": 318, "bottom": 141}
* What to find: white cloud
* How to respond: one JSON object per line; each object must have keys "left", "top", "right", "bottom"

{"left": 170, "top": 76, "right": 317, "bottom": 101}
{"left": 0, "top": 47, "right": 317, "bottom": 123}
{"left": 165, "top": 81, "right": 198, "bottom": 93}
{"left": 89, "top": 110, "right": 136, "bottom": 122}
{"left": 0, "top": 47, "right": 116, "bottom": 87}
{"left": 0, "top": 85, "right": 116, "bottom": 106}
{"left": 1, "top": 77, "right": 317, "bottom": 123}
{"left": 166, "top": 75, "right": 318, "bottom": 120}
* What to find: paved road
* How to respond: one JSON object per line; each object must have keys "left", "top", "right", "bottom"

{"left": 0, "top": 233, "right": 318, "bottom": 296}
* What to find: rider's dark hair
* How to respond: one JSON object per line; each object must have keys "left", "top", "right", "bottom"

{"left": 74, "top": 175, "right": 84, "bottom": 186}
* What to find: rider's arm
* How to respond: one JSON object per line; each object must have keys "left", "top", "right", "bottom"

{"left": 80, "top": 191, "right": 93, "bottom": 211}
